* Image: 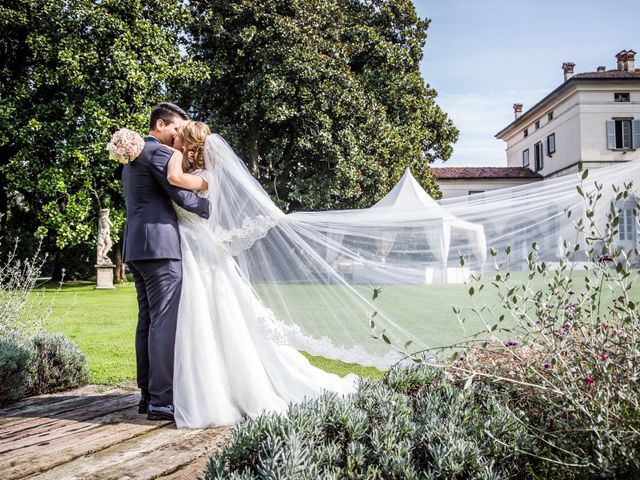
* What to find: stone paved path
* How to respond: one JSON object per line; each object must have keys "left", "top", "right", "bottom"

{"left": 0, "top": 386, "right": 231, "bottom": 479}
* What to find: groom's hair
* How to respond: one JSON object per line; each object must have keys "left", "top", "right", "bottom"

{"left": 149, "top": 103, "right": 188, "bottom": 130}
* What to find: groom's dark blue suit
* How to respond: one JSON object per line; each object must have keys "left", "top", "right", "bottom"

{"left": 122, "top": 136, "right": 210, "bottom": 406}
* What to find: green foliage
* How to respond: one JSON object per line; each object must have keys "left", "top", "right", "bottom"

{"left": 0, "top": 0, "right": 206, "bottom": 263}
{"left": 185, "top": 0, "right": 458, "bottom": 211}
{"left": 0, "top": 239, "right": 50, "bottom": 338}
{"left": 0, "top": 336, "right": 33, "bottom": 403}
{"left": 0, "top": 241, "right": 88, "bottom": 401}
{"left": 27, "top": 331, "right": 89, "bottom": 395}
{"left": 2, "top": 0, "right": 457, "bottom": 272}
{"left": 204, "top": 365, "right": 534, "bottom": 479}
{"left": 443, "top": 170, "right": 640, "bottom": 478}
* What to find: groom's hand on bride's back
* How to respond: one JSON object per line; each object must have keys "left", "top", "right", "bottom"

{"left": 149, "top": 144, "right": 210, "bottom": 219}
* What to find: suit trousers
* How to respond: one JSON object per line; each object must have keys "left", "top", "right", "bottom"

{"left": 127, "top": 259, "right": 182, "bottom": 406}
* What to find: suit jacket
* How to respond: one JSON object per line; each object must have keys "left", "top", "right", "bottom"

{"left": 122, "top": 136, "right": 210, "bottom": 262}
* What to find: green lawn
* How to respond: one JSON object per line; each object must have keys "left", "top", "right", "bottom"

{"left": 41, "top": 282, "right": 383, "bottom": 385}
{"left": 39, "top": 270, "right": 639, "bottom": 386}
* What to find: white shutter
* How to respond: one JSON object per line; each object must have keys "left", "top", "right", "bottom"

{"left": 606, "top": 120, "right": 616, "bottom": 149}
{"left": 632, "top": 119, "right": 640, "bottom": 149}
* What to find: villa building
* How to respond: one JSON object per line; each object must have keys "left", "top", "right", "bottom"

{"left": 434, "top": 49, "right": 640, "bottom": 198}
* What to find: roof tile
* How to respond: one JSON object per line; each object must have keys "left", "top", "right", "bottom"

{"left": 431, "top": 167, "right": 543, "bottom": 179}
{"left": 572, "top": 69, "right": 640, "bottom": 79}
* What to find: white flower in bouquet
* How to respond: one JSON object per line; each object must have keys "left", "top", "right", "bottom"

{"left": 106, "top": 128, "right": 145, "bottom": 164}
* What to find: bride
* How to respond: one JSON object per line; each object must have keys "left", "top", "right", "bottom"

{"left": 165, "top": 121, "right": 357, "bottom": 428}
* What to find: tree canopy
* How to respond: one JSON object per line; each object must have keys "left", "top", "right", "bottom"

{"left": 1, "top": 0, "right": 458, "bottom": 274}
{"left": 0, "top": 0, "right": 204, "bottom": 276}
{"left": 185, "top": 0, "right": 458, "bottom": 211}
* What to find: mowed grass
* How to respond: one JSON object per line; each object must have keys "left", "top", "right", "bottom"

{"left": 40, "top": 282, "right": 383, "bottom": 385}
{"left": 39, "top": 269, "right": 639, "bottom": 386}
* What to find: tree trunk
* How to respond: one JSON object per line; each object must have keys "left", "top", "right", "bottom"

{"left": 114, "top": 240, "right": 126, "bottom": 283}
{"left": 51, "top": 251, "right": 65, "bottom": 282}
{"left": 0, "top": 145, "right": 10, "bottom": 234}
{"left": 247, "top": 123, "right": 260, "bottom": 178}
{"left": 0, "top": 178, "right": 7, "bottom": 234}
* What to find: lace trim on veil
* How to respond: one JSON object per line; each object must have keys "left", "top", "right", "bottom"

{"left": 214, "top": 215, "right": 280, "bottom": 256}
{"left": 255, "top": 306, "right": 403, "bottom": 369}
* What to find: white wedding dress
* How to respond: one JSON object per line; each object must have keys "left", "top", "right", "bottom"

{"left": 172, "top": 168, "right": 357, "bottom": 429}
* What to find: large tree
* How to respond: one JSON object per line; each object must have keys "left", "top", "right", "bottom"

{"left": 185, "top": 0, "right": 458, "bottom": 211}
{"left": 0, "top": 0, "right": 205, "bottom": 278}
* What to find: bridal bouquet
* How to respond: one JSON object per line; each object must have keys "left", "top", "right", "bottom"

{"left": 106, "top": 128, "right": 145, "bottom": 164}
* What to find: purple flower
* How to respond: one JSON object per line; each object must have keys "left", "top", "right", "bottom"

{"left": 599, "top": 353, "right": 609, "bottom": 361}
{"left": 504, "top": 339, "right": 519, "bottom": 347}
{"left": 584, "top": 376, "right": 595, "bottom": 386}
{"left": 597, "top": 254, "right": 614, "bottom": 262}
{"left": 542, "top": 363, "right": 551, "bottom": 370}
{"left": 558, "top": 322, "right": 572, "bottom": 336}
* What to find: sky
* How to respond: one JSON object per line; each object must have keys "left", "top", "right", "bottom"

{"left": 414, "top": 0, "right": 640, "bottom": 166}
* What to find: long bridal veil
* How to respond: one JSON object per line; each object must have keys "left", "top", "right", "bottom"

{"left": 204, "top": 134, "right": 640, "bottom": 368}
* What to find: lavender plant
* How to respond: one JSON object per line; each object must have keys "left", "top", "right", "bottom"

{"left": 0, "top": 239, "right": 50, "bottom": 340}
{"left": 205, "top": 366, "right": 535, "bottom": 480}
{"left": 1, "top": 226, "right": 87, "bottom": 402}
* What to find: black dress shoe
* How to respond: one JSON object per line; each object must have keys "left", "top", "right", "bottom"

{"left": 138, "top": 396, "right": 149, "bottom": 414}
{"left": 147, "top": 404, "right": 174, "bottom": 421}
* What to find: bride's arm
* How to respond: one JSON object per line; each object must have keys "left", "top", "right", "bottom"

{"left": 166, "top": 149, "right": 209, "bottom": 190}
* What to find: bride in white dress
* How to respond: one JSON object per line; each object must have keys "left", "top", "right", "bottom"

{"left": 165, "top": 121, "right": 357, "bottom": 428}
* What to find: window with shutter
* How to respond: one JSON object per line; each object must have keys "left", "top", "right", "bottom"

{"left": 608, "top": 119, "right": 636, "bottom": 149}
{"left": 633, "top": 119, "right": 640, "bottom": 149}
{"left": 547, "top": 133, "right": 556, "bottom": 154}
{"left": 534, "top": 142, "right": 543, "bottom": 171}
{"left": 617, "top": 197, "right": 638, "bottom": 246}
{"left": 619, "top": 207, "right": 635, "bottom": 241}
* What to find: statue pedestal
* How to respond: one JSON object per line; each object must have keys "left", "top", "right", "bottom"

{"left": 95, "top": 264, "right": 116, "bottom": 290}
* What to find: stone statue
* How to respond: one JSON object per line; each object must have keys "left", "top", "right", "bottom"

{"left": 96, "top": 208, "right": 114, "bottom": 265}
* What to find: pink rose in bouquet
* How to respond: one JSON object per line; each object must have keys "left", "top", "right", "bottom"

{"left": 106, "top": 128, "right": 145, "bottom": 164}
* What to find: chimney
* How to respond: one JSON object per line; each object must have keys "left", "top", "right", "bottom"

{"left": 513, "top": 103, "right": 523, "bottom": 120}
{"left": 616, "top": 49, "right": 636, "bottom": 71}
{"left": 562, "top": 62, "right": 575, "bottom": 81}
{"left": 597, "top": 66, "right": 606, "bottom": 73}
{"left": 616, "top": 50, "right": 627, "bottom": 70}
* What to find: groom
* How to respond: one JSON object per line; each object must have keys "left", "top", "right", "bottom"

{"left": 122, "top": 103, "right": 210, "bottom": 421}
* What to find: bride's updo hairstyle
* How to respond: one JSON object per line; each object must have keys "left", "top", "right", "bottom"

{"left": 177, "top": 121, "right": 211, "bottom": 172}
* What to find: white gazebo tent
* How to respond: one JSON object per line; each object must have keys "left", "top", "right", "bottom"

{"left": 301, "top": 169, "right": 487, "bottom": 283}
{"left": 366, "top": 169, "right": 487, "bottom": 281}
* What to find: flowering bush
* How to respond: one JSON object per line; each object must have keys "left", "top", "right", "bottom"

{"left": 366, "top": 166, "right": 640, "bottom": 477}
{"left": 27, "top": 332, "right": 89, "bottom": 395}
{"left": 441, "top": 167, "right": 640, "bottom": 477}
{"left": 0, "top": 241, "right": 49, "bottom": 339}
{"left": 0, "top": 336, "right": 33, "bottom": 403}
{"left": 0, "top": 235, "right": 89, "bottom": 403}
{"left": 106, "top": 128, "right": 145, "bottom": 164}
